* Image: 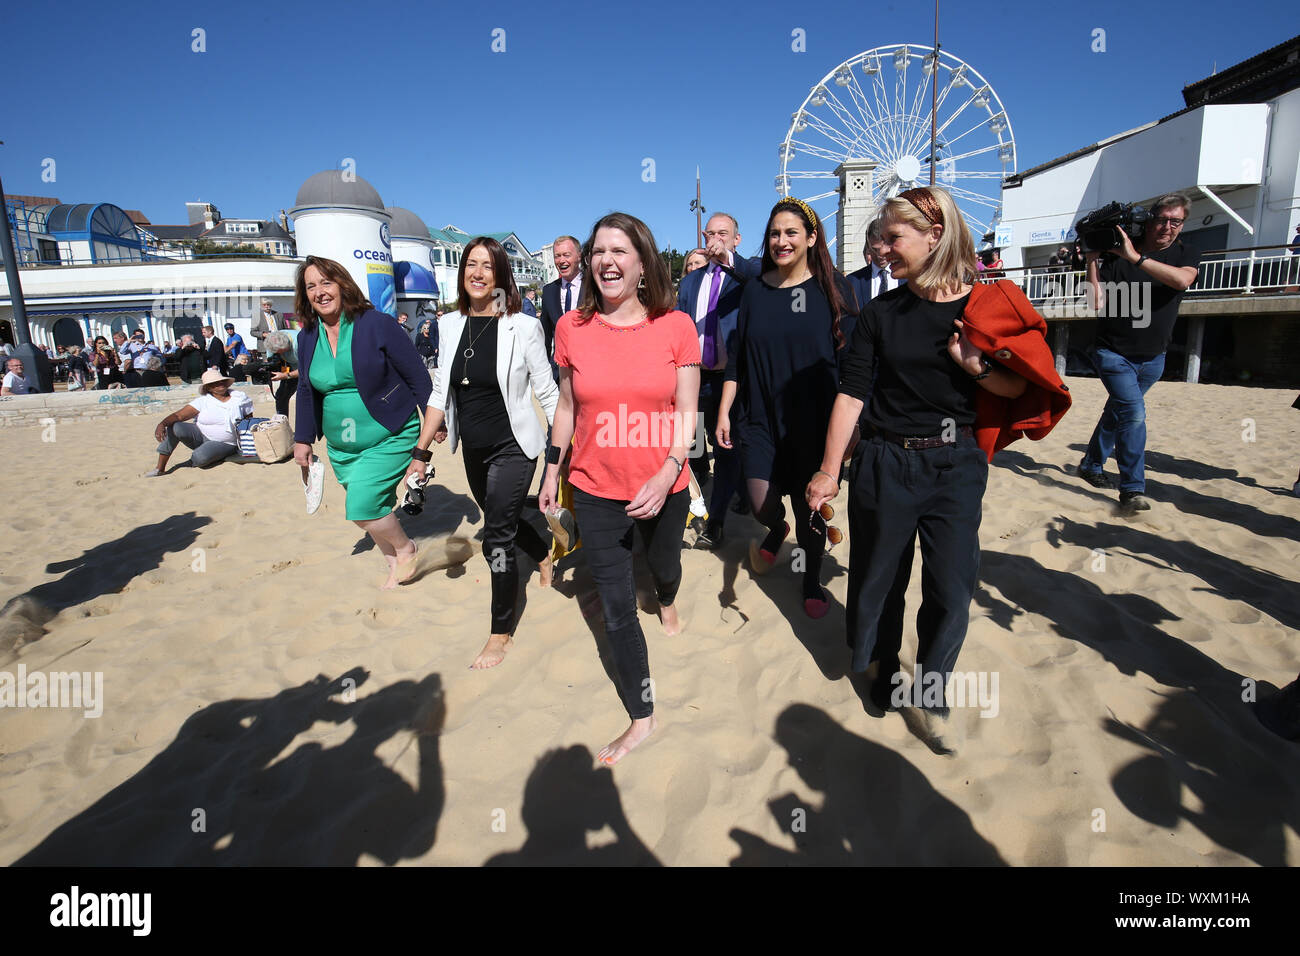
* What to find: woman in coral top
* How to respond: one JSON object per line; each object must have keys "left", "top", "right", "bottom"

{"left": 540, "top": 212, "right": 700, "bottom": 766}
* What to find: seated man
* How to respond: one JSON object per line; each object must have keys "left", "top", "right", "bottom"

{"left": 134, "top": 355, "right": 170, "bottom": 388}
{"left": 1, "top": 357, "right": 32, "bottom": 395}
{"left": 145, "top": 369, "right": 253, "bottom": 476}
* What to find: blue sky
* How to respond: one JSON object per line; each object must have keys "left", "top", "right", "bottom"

{"left": 2, "top": 0, "right": 1296, "bottom": 258}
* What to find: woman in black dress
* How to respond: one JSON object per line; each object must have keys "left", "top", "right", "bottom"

{"left": 716, "top": 197, "right": 855, "bottom": 618}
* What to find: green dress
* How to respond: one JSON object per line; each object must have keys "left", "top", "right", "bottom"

{"left": 310, "top": 317, "right": 421, "bottom": 521}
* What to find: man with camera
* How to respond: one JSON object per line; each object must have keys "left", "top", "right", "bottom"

{"left": 1077, "top": 192, "right": 1201, "bottom": 511}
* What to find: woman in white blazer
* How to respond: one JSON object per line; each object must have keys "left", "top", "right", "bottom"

{"left": 407, "top": 237, "right": 560, "bottom": 669}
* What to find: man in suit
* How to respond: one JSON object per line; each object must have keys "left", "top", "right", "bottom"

{"left": 846, "top": 217, "right": 902, "bottom": 310}
{"left": 677, "top": 212, "right": 762, "bottom": 549}
{"left": 540, "top": 236, "right": 584, "bottom": 380}
{"left": 521, "top": 288, "right": 538, "bottom": 317}
{"left": 250, "top": 299, "right": 281, "bottom": 355}
{"left": 201, "top": 324, "right": 229, "bottom": 376}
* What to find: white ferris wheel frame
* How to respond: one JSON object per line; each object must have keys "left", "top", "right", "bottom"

{"left": 777, "top": 43, "right": 1017, "bottom": 247}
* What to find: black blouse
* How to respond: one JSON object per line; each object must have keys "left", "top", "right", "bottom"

{"left": 838, "top": 285, "right": 978, "bottom": 435}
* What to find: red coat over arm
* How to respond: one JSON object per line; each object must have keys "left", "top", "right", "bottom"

{"left": 961, "top": 279, "right": 1072, "bottom": 461}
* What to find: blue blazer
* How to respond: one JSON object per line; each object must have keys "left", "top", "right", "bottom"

{"left": 675, "top": 255, "right": 762, "bottom": 372}
{"left": 294, "top": 308, "right": 433, "bottom": 443}
{"left": 847, "top": 265, "right": 904, "bottom": 312}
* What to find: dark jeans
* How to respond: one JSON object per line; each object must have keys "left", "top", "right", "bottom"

{"left": 1079, "top": 347, "right": 1166, "bottom": 493}
{"left": 846, "top": 433, "right": 988, "bottom": 710}
{"left": 273, "top": 377, "right": 295, "bottom": 416}
{"left": 157, "top": 422, "right": 239, "bottom": 468}
{"left": 571, "top": 486, "right": 689, "bottom": 720}
{"left": 689, "top": 369, "right": 741, "bottom": 528}
{"left": 463, "top": 438, "right": 550, "bottom": 634}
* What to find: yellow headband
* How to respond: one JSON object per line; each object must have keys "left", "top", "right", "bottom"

{"left": 777, "top": 196, "right": 819, "bottom": 230}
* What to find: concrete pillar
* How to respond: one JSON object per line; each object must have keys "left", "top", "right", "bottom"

{"left": 834, "top": 159, "right": 879, "bottom": 274}
{"left": 1184, "top": 315, "right": 1205, "bottom": 383}
{"left": 1052, "top": 323, "right": 1069, "bottom": 378}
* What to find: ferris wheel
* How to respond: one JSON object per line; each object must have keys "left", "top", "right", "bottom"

{"left": 776, "top": 44, "right": 1016, "bottom": 249}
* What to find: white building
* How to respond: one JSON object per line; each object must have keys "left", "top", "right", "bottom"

{"left": 999, "top": 37, "right": 1300, "bottom": 269}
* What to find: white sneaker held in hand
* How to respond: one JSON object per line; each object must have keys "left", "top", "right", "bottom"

{"left": 305, "top": 457, "right": 325, "bottom": 515}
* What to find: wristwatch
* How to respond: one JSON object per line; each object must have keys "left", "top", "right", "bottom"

{"left": 1135, "top": 254, "right": 1149, "bottom": 268}
{"left": 972, "top": 355, "right": 994, "bottom": 381}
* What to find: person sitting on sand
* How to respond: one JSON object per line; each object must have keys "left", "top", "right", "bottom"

{"left": 146, "top": 368, "right": 253, "bottom": 476}
{"left": 540, "top": 212, "right": 700, "bottom": 766}
{"left": 291, "top": 256, "right": 432, "bottom": 590}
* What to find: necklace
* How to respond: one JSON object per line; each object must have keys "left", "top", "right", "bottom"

{"left": 460, "top": 313, "right": 494, "bottom": 385}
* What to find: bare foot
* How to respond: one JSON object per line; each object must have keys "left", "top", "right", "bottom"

{"left": 537, "top": 554, "right": 554, "bottom": 589}
{"left": 380, "top": 557, "right": 399, "bottom": 591}
{"left": 471, "top": 634, "right": 513, "bottom": 669}
{"left": 659, "top": 603, "right": 681, "bottom": 635}
{"left": 393, "top": 543, "right": 419, "bottom": 584}
{"left": 597, "top": 715, "right": 658, "bottom": 766}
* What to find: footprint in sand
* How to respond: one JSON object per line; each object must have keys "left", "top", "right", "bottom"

{"left": 270, "top": 559, "right": 300, "bottom": 573}
{"left": 74, "top": 475, "right": 109, "bottom": 487}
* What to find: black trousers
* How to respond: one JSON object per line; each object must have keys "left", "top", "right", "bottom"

{"left": 846, "top": 433, "right": 988, "bottom": 705}
{"left": 571, "top": 486, "right": 689, "bottom": 720}
{"left": 688, "top": 369, "right": 742, "bottom": 528}
{"left": 273, "top": 378, "right": 295, "bottom": 416}
{"left": 462, "top": 438, "right": 551, "bottom": 634}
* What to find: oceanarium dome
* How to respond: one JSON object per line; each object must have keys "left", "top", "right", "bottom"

{"left": 385, "top": 206, "right": 431, "bottom": 240}
{"left": 294, "top": 170, "right": 385, "bottom": 211}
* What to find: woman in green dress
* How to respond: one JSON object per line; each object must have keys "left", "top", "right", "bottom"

{"left": 291, "top": 256, "right": 433, "bottom": 589}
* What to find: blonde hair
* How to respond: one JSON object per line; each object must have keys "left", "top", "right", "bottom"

{"left": 879, "top": 186, "right": 977, "bottom": 296}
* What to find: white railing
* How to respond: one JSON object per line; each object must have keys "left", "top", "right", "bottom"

{"left": 983, "top": 244, "right": 1300, "bottom": 308}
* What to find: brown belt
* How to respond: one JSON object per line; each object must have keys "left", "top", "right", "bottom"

{"left": 869, "top": 424, "right": 973, "bottom": 450}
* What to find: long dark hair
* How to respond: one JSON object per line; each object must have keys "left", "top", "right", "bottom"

{"left": 760, "top": 198, "right": 850, "bottom": 348}
{"left": 455, "top": 237, "right": 522, "bottom": 317}
{"left": 293, "top": 255, "right": 372, "bottom": 332}
{"left": 577, "top": 212, "right": 675, "bottom": 321}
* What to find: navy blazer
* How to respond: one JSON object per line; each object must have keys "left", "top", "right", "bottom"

{"left": 675, "top": 254, "right": 763, "bottom": 372}
{"left": 294, "top": 308, "right": 433, "bottom": 443}
{"left": 847, "top": 264, "right": 904, "bottom": 312}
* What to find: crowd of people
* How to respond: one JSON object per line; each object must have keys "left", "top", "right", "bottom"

{"left": 18, "top": 183, "right": 1293, "bottom": 757}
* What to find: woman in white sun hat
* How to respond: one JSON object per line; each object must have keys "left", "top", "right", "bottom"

{"left": 145, "top": 368, "right": 253, "bottom": 476}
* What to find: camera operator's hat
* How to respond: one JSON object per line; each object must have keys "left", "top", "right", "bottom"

{"left": 199, "top": 368, "right": 235, "bottom": 394}
{"left": 223, "top": 322, "right": 235, "bottom": 331}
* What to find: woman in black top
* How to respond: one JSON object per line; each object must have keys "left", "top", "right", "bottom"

{"left": 717, "top": 197, "right": 855, "bottom": 619}
{"left": 177, "top": 335, "right": 206, "bottom": 384}
{"left": 408, "top": 237, "right": 559, "bottom": 670}
{"left": 90, "top": 336, "right": 123, "bottom": 388}
{"left": 807, "top": 187, "right": 1029, "bottom": 748}
{"left": 414, "top": 319, "right": 438, "bottom": 370}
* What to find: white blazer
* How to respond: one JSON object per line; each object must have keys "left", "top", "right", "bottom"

{"left": 429, "top": 311, "right": 559, "bottom": 457}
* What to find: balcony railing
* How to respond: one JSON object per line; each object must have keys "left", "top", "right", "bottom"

{"left": 981, "top": 243, "right": 1299, "bottom": 308}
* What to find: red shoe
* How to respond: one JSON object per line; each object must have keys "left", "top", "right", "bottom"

{"left": 749, "top": 521, "right": 790, "bottom": 575}
{"left": 803, "top": 596, "right": 829, "bottom": 619}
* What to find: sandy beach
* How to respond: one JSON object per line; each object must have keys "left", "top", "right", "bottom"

{"left": 1, "top": 376, "right": 1297, "bottom": 866}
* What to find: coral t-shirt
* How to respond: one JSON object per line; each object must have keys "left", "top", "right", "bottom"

{"left": 554, "top": 309, "right": 701, "bottom": 501}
